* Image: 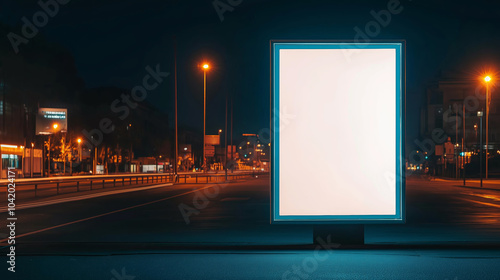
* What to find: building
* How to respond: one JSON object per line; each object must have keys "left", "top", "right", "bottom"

{"left": 0, "top": 79, "right": 36, "bottom": 178}
{"left": 236, "top": 133, "right": 270, "bottom": 171}
{"left": 420, "top": 73, "right": 499, "bottom": 176}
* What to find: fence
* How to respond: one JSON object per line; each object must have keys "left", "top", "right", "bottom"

{"left": 2, "top": 172, "right": 266, "bottom": 199}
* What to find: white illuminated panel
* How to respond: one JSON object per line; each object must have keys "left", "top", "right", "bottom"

{"left": 272, "top": 42, "right": 404, "bottom": 222}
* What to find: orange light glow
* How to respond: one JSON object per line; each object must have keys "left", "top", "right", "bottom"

{"left": 203, "top": 64, "right": 210, "bottom": 70}
{"left": 485, "top": 76, "right": 492, "bottom": 82}
{"left": 53, "top": 124, "right": 58, "bottom": 129}
{"left": 77, "top": 138, "right": 82, "bottom": 144}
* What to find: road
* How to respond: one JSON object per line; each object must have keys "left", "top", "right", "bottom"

{"left": 1, "top": 175, "right": 500, "bottom": 279}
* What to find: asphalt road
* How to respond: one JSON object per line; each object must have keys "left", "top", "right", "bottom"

{"left": 1, "top": 175, "right": 500, "bottom": 279}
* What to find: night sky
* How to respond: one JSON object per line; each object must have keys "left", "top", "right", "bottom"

{"left": 2, "top": 0, "right": 500, "bottom": 149}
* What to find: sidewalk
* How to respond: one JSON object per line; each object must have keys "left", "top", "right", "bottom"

{"left": 410, "top": 175, "right": 500, "bottom": 191}
{"left": 434, "top": 178, "right": 500, "bottom": 191}
{"left": 455, "top": 179, "right": 500, "bottom": 191}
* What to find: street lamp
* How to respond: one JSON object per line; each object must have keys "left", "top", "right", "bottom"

{"left": 218, "top": 129, "right": 222, "bottom": 168}
{"left": 30, "top": 142, "right": 34, "bottom": 178}
{"left": 77, "top": 138, "right": 82, "bottom": 162}
{"left": 201, "top": 62, "right": 210, "bottom": 171}
{"left": 46, "top": 123, "right": 59, "bottom": 176}
{"left": 478, "top": 111, "right": 484, "bottom": 188}
{"left": 484, "top": 75, "right": 492, "bottom": 178}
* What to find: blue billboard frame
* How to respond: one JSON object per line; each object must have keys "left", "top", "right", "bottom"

{"left": 271, "top": 41, "right": 405, "bottom": 224}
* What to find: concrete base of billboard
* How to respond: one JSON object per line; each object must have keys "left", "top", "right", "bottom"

{"left": 313, "top": 225, "right": 365, "bottom": 246}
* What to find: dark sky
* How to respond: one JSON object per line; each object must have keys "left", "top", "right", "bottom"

{"left": 2, "top": 0, "right": 500, "bottom": 147}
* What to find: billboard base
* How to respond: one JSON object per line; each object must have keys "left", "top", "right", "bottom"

{"left": 313, "top": 225, "right": 365, "bottom": 246}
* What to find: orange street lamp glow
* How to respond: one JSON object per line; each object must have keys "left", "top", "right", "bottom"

{"left": 53, "top": 124, "right": 58, "bottom": 130}
{"left": 77, "top": 138, "right": 82, "bottom": 144}
{"left": 203, "top": 64, "right": 210, "bottom": 70}
{"left": 485, "top": 76, "right": 492, "bottom": 82}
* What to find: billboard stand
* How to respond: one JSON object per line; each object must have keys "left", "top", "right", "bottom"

{"left": 313, "top": 225, "right": 364, "bottom": 246}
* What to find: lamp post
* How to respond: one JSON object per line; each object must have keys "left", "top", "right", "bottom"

{"left": 478, "top": 111, "right": 484, "bottom": 188}
{"left": 224, "top": 95, "right": 228, "bottom": 181}
{"left": 77, "top": 138, "right": 82, "bottom": 162}
{"left": 230, "top": 96, "right": 233, "bottom": 172}
{"left": 174, "top": 38, "right": 178, "bottom": 181}
{"left": 202, "top": 63, "right": 210, "bottom": 172}
{"left": 31, "top": 142, "right": 34, "bottom": 178}
{"left": 218, "top": 129, "right": 222, "bottom": 168}
{"left": 47, "top": 123, "right": 59, "bottom": 176}
{"left": 484, "top": 75, "right": 492, "bottom": 179}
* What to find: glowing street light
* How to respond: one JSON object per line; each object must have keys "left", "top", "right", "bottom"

{"left": 201, "top": 62, "right": 211, "bottom": 171}
{"left": 53, "top": 124, "right": 58, "bottom": 130}
{"left": 484, "top": 75, "right": 493, "bottom": 178}
{"left": 77, "top": 138, "right": 82, "bottom": 162}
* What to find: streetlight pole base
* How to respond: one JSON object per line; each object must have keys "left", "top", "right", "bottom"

{"left": 313, "top": 225, "right": 365, "bottom": 246}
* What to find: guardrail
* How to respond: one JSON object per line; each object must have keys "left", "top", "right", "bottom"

{"left": 2, "top": 172, "right": 266, "bottom": 199}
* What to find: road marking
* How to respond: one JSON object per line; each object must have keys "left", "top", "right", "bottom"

{"left": 460, "top": 198, "right": 500, "bottom": 209}
{"left": 0, "top": 184, "right": 221, "bottom": 245}
{"left": 0, "top": 183, "right": 174, "bottom": 213}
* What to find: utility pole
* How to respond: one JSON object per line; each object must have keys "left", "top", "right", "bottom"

{"left": 47, "top": 135, "right": 51, "bottom": 177}
{"left": 479, "top": 111, "right": 483, "bottom": 188}
{"left": 230, "top": 95, "right": 233, "bottom": 172}
{"left": 203, "top": 70, "right": 206, "bottom": 172}
{"left": 31, "top": 142, "right": 34, "bottom": 178}
{"left": 462, "top": 104, "right": 465, "bottom": 186}
{"left": 486, "top": 83, "right": 490, "bottom": 179}
{"left": 225, "top": 95, "right": 228, "bottom": 181}
{"left": 174, "top": 37, "right": 178, "bottom": 182}
{"left": 456, "top": 106, "right": 459, "bottom": 179}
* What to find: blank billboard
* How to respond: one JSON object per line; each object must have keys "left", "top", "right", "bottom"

{"left": 271, "top": 42, "right": 404, "bottom": 223}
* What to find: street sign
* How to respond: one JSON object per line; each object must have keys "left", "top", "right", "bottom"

{"left": 271, "top": 41, "right": 405, "bottom": 223}
{"left": 205, "top": 145, "right": 215, "bottom": 157}
{"left": 205, "top": 135, "right": 220, "bottom": 145}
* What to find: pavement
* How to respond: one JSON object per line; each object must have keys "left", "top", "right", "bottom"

{"left": 432, "top": 177, "right": 500, "bottom": 191}
{"left": 1, "top": 175, "right": 500, "bottom": 279}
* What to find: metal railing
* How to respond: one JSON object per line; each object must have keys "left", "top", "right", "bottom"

{"left": 2, "top": 172, "right": 266, "bottom": 199}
